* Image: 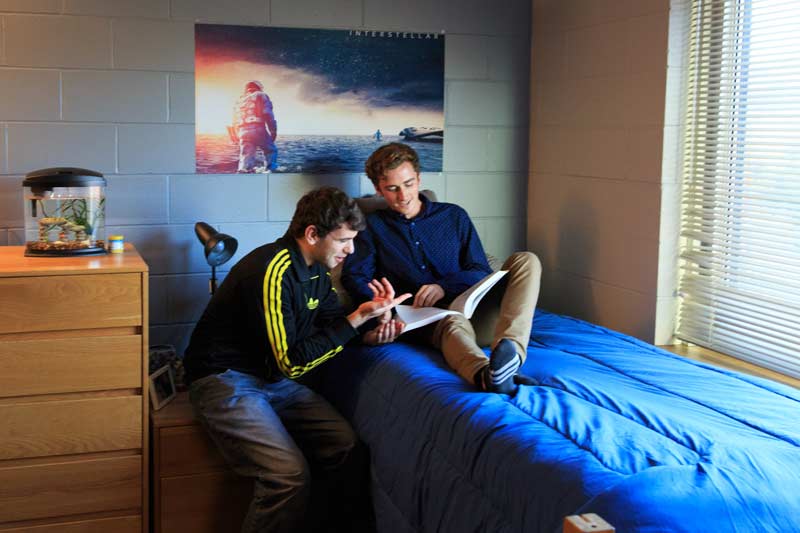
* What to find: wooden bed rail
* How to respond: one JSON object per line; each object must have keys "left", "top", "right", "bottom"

{"left": 564, "top": 513, "right": 615, "bottom": 533}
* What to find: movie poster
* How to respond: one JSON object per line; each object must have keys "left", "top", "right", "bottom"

{"left": 195, "top": 25, "right": 445, "bottom": 174}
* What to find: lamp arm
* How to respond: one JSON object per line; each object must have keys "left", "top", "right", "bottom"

{"left": 209, "top": 265, "right": 218, "bottom": 295}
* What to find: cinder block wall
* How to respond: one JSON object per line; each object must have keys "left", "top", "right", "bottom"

{"left": 0, "top": 0, "right": 531, "bottom": 354}
{"left": 528, "top": 0, "right": 673, "bottom": 342}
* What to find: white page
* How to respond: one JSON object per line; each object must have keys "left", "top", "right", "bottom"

{"left": 449, "top": 270, "right": 508, "bottom": 317}
{"left": 395, "top": 305, "right": 460, "bottom": 332}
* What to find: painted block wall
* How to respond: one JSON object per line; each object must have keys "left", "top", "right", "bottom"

{"left": 0, "top": 0, "right": 531, "bottom": 354}
{"left": 528, "top": 0, "right": 672, "bottom": 342}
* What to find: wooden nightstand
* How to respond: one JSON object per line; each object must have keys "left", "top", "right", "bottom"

{"left": 0, "top": 244, "right": 149, "bottom": 532}
{"left": 150, "top": 392, "right": 251, "bottom": 533}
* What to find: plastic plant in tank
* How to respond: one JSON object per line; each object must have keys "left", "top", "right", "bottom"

{"left": 34, "top": 197, "right": 105, "bottom": 244}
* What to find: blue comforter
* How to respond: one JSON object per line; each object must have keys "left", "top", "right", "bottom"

{"left": 320, "top": 310, "right": 800, "bottom": 532}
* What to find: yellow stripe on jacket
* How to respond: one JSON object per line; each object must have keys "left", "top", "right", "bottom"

{"left": 264, "top": 249, "right": 290, "bottom": 365}
{"left": 262, "top": 249, "right": 344, "bottom": 378}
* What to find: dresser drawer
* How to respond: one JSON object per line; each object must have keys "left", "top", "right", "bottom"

{"left": 159, "top": 425, "right": 227, "bottom": 477}
{"left": 0, "top": 514, "right": 141, "bottom": 532}
{"left": 0, "top": 335, "right": 142, "bottom": 398}
{"left": 0, "top": 273, "right": 142, "bottom": 334}
{"left": 0, "top": 455, "right": 142, "bottom": 523}
{"left": 0, "top": 396, "right": 142, "bottom": 460}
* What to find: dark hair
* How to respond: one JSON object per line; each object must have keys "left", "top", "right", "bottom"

{"left": 288, "top": 187, "right": 366, "bottom": 239}
{"left": 364, "top": 142, "right": 420, "bottom": 186}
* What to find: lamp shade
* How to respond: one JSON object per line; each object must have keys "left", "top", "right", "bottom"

{"left": 194, "top": 222, "right": 238, "bottom": 267}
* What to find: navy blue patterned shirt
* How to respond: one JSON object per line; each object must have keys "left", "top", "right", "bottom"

{"left": 342, "top": 195, "right": 492, "bottom": 307}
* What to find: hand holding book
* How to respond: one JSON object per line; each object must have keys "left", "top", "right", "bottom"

{"left": 395, "top": 270, "right": 508, "bottom": 333}
{"left": 412, "top": 283, "right": 446, "bottom": 308}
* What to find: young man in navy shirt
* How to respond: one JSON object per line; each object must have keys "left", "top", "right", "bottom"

{"left": 342, "top": 143, "right": 542, "bottom": 394}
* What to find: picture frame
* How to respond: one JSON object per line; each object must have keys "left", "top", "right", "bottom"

{"left": 194, "top": 24, "right": 445, "bottom": 174}
{"left": 149, "top": 364, "right": 177, "bottom": 411}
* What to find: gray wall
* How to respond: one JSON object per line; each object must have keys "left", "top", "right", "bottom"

{"left": 0, "top": 0, "right": 531, "bottom": 354}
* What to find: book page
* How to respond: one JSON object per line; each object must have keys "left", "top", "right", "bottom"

{"left": 448, "top": 270, "right": 508, "bottom": 318}
{"left": 395, "top": 305, "right": 460, "bottom": 333}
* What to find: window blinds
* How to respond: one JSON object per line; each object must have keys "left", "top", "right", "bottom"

{"left": 677, "top": 0, "right": 800, "bottom": 379}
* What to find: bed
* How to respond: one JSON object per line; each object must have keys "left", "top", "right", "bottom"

{"left": 318, "top": 309, "right": 800, "bottom": 533}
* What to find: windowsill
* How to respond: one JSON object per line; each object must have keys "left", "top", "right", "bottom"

{"left": 658, "top": 343, "right": 800, "bottom": 390}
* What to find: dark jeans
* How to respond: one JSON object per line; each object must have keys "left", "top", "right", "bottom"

{"left": 189, "top": 369, "right": 370, "bottom": 533}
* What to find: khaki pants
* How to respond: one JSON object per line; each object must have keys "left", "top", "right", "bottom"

{"left": 412, "top": 251, "right": 542, "bottom": 384}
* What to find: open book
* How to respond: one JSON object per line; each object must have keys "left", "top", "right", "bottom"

{"left": 395, "top": 270, "right": 507, "bottom": 333}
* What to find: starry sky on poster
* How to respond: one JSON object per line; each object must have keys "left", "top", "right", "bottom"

{"left": 195, "top": 24, "right": 444, "bottom": 112}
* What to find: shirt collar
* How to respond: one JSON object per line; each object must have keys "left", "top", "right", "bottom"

{"left": 385, "top": 193, "right": 431, "bottom": 222}
{"left": 279, "top": 233, "right": 321, "bottom": 282}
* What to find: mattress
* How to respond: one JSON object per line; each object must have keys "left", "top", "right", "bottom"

{"left": 319, "top": 310, "right": 800, "bottom": 532}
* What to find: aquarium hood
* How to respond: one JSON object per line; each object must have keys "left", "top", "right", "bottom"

{"left": 23, "top": 167, "right": 106, "bottom": 191}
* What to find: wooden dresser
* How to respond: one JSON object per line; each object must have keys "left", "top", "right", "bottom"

{"left": 150, "top": 392, "right": 251, "bottom": 533}
{"left": 0, "top": 244, "right": 149, "bottom": 532}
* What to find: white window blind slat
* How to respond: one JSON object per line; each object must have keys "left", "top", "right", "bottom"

{"left": 680, "top": 281, "right": 800, "bottom": 308}
{"left": 677, "top": 318, "right": 800, "bottom": 367}
{"left": 679, "top": 277, "right": 800, "bottom": 316}
{"left": 682, "top": 219, "right": 800, "bottom": 242}
{"left": 679, "top": 312, "right": 800, "bottom": 354}
{"left": 678, "top": 325, "right": 800, "bottom": 376}
{"left": 681, "top": 225, "right": 800, "bottom": 248}
{"left": 681, "top": 255, "right": 800, "bottom": 284}
{"left": 687, "top": 286, "right": 797, "bottom": 324}
{"left": 677, "top": 0, "right": 800, "bottom": 380}
{"left": 683, "top": 205, "right": 800, "bottom": 224}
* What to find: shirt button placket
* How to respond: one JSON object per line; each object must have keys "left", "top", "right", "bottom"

{"left": 408, "top": 223, "right": 425, "bottom": 272}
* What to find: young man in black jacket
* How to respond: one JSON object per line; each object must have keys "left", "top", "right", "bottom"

{"left": 184, "top": 187, "right": 409, "bottom": 533}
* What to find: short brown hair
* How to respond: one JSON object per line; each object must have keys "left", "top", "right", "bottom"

{"left": 288, "top": 187, "right": 365, "bottom": 239}
{"left": 364, "top": 142, "right": 420, "bottom": 186}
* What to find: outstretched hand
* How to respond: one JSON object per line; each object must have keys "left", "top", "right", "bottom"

{"left": 347, "top": 278, "right": 411, "bottom": 329}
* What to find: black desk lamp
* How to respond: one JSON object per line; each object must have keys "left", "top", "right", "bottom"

{"left": 194, "top": 222, "right": 238, "bottom": 295}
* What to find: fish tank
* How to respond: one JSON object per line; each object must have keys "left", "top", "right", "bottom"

{"left": 23, "top": 167, "right": 107, "bottom": 257}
